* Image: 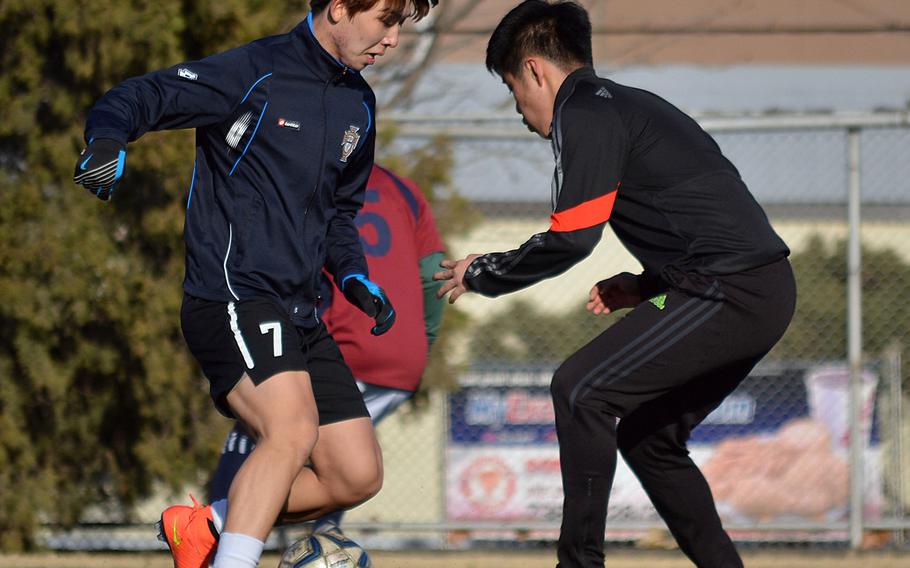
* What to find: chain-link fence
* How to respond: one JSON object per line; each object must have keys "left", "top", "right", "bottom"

{"left": 44, "top": 112, "right": 910, "bottom": 552}
{"left": 352, "top": 112, "right": 910, "bottom": 548}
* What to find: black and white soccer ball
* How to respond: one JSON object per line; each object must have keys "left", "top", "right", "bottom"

{"left": 278, "top": 530, "right": 372, "bottom": 568}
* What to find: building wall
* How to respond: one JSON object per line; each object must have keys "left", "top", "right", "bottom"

{"left": 393, "top": 0, "right": 910, "bottom": 66}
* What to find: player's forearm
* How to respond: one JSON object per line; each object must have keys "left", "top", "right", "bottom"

{"left": 464, "top": 226, "right": 602, "bottom": 297}
{"left": 325, "top": 216, "right": 369, "bottom": 286}
{"left": 325, "top": 170, "right": 370, "bottom": 286}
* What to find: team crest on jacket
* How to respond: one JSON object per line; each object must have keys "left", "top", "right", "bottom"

{"left": 340, "top": 125, "right": 360, "bottom": 163}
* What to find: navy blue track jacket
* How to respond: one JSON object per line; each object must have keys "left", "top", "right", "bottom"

{"left": 84, "top": 13, "right": 376, "bottom": 326}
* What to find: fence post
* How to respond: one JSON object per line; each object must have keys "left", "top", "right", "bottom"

{"left": 847, "top": 126, "right": 864, "bottom": 550}
{"left": 441, "top": 388, "right": 450, "bottom": 549}
{"left": 885, "top": 342, "right": 905, "bottom": 546}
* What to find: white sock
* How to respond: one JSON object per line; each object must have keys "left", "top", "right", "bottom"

{"left": 212, "top": 532, "right": 264, "bottom": 568}
{"left": 210, "top": 499, "right": 228, "bottom": 533}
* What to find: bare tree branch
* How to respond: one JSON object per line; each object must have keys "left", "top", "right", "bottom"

{"left": 382, "top": 0, "right": 484, "bottom": 109}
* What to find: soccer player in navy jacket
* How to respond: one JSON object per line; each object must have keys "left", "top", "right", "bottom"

{"left": 74, "top": 1, "right": 436, "bottom": 567}
{"left": 210, "top": 164, "right": 446, "bottom": 545}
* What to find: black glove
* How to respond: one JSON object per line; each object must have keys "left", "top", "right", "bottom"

{"left": 341, "top": 274, "right": 395, "bottom": 336}
{"left": 73, "top": 138, "right": 127, "bottom": 201}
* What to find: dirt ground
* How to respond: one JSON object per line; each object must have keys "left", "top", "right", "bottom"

{"left": 1, "top": 550, "right": 909, "bottom": 568}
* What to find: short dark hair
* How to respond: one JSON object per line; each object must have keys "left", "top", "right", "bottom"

{"left": 486, "top": 1, "right": 593, "bottom": 78}
{"left": 309, "top": 0, "right": 437, "bottom": 22}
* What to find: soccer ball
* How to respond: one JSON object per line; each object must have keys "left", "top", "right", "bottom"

{"left": 278, "top": 530, "right": 372, "bottom": 568}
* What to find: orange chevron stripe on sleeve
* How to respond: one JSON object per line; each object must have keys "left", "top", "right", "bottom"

{"left": 549, "top": 188, "right": 618, "bottom": 232}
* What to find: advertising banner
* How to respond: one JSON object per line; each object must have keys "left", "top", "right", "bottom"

{"left": 446, "top": 365, "right": 882, "bottom": 526}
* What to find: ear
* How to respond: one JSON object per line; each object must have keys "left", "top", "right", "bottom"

{"left": 329, "top": 0, "right": 348, "bottom": 23}
{"left": 525, "top": 58, "right": 545, "bottom": 88}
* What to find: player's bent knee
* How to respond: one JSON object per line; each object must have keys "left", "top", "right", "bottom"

{"left": 352, "top": 453, "right": 384, "bottom": 499}
{"left": 616, "top": 423, "right": 640, "bottom": 460}
{"left": 616, "top": 422, "right": 683, "bottom": 467}
{"left": 550, "top": 362, "right": 576, "bottom": 409}
{"left": 351, "top": 476, "right": 383, "bottom": 506}
{"left": 331, "top": 457, "right": 383, "bottom": 508}
{"left": 339, "top": 469, "right": 383, "bottom": 507}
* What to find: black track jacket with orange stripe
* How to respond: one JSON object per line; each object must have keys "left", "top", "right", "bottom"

{"left": 464, "top": 67, "right": 789, "bottom": 299}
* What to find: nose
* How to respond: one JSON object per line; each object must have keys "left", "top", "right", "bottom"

{"left": 383, "top": 24, "right": 400, "bottom": 48}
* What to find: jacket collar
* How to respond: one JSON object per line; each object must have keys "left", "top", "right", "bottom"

{"left": 554, "top": 66, "right": 597, "bottom": 109}
{"left": 292, "top": 12, "right": 360, "bottom": 81}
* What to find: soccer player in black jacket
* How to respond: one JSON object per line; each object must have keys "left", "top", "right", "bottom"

{"left": 436, "top": 2, "right": 796, "bottom": 567}
{"left": 74, "top": 1, "right": 435, "bottom": 567}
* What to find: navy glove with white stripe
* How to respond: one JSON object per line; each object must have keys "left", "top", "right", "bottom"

{"left": 341, "top": 274, "right": 396, "bottom": 336}
{"left": 73, "top": 138, "right": 127, "bottom": 201}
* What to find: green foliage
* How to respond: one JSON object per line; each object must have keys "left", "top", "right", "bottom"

{"left": 769, "top": 236, "right": 910, "bottom": 374}
{"left": 0, "top": 0, "right": 309, "bottom": 550}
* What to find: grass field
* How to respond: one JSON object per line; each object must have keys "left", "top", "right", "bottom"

{"left": 2, "top": 550, "right": 909, "bottom": 568}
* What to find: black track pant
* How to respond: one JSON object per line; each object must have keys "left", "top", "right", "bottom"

{"left": 551, "top": 259, "right": 796, "bottom": 568}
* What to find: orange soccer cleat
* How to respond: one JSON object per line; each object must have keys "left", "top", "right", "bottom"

{"left": 156, "top": 494, "right": 220, "bottom": 568}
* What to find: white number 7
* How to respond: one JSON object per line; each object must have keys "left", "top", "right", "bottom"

{"left": 259, "top": 322, "right": 283, "bottom": 357}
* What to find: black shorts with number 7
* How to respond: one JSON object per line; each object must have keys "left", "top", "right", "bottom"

{"left": 180, "top": 294, "right": 369, "bottom": 424}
